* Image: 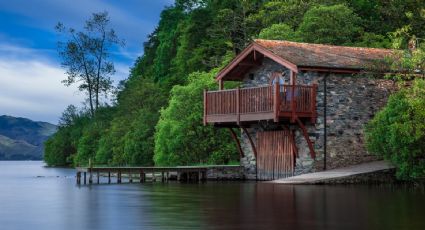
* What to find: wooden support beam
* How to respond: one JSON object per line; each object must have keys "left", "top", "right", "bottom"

{"left": 228, "top": 128, "right": 244, "bottom": 158}
{"left": 236, "top": 87, "right": 240, "bottom": 125}
{"left": 242, "top": 127, "right": 257, "bottom": 158}
{"left": 83, "top": 172, "right": 86, "bottom": 185}
{"left": 108, "top": 172, "right": 111, "bottom": 184}
{"left": 97, "top": 171, "right": 100, "bottom": 184}
{"left": 296, "top": 118, "right": 316, "bottom": 159}
{"left": 311, "top": 84, "right": 318, "bottom": 124}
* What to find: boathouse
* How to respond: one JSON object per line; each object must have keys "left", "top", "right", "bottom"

{"left": 203, "top": 39, "right": 396, "bottom": 180}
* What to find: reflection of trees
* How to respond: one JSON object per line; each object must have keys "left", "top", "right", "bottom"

{"left": 68, "top": 182, "right": 425, "bottom": 229}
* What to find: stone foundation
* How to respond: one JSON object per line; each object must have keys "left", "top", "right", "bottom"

{"left": 206, "top": 166, "right": 244, "bottom": 180}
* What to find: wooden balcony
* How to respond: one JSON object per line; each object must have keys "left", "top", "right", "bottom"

{"left": 203, "top": 84, "right": 317, "bottom": 126}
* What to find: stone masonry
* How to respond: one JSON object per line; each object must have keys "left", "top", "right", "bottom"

{"left": 239, "top": 58, "right": 395, "bottom": 179}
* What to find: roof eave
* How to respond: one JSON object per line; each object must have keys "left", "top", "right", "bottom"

{"left": 215, "top": 41, "right": 299, "bottom": 81}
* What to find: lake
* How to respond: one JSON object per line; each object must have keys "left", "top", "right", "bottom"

{"left": 0, "top": 161, "right": 424, "bottom": 230}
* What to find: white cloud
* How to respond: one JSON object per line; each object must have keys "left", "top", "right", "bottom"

{"left": 0, "top": 45, "right": 85, "bottom": 124}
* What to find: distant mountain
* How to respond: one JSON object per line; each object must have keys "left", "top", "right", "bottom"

{"left": 0, "top": 115, "right": 57, "bottom": 160}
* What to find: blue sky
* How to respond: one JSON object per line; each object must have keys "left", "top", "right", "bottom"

{"left": 0, "top": 0, "right": 173, "bottom": 124}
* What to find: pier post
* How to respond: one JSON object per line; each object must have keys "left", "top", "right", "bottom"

{"left": 83, "top": 172, "right": 87, "bottom": 185}
{"left": 152, "top": 171, "right": 156, "bottom": 182}
{"left": 88, "top": 159, "right": 93, "bottom": 184}
{"left": 97, "top": 171, "right": 100, "bottom": 184}
{"left": 129, "top": 173, "right": 133, "bottom": 183}
{"left": 202, "top": 171, "right": 207, "bottom": 182}
{"left": 140, "top": 171, "right": 146, "bottom": 183}
{"left": 76, "top": 172, "right": 81, "bottom": 185}
{"left": 161, "top": 172, "right": 165, "bottom": 182}
{"left": 118, "top": 171, "right": 122, "bottom": 184}
{"left": 108, "top": 172, "right": 111, "bottom": 184}
{"left": 166, "top": 172, "right": 169, "bottom": 182}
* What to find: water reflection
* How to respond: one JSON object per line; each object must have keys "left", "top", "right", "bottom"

{"left": 0, "top": 161, "right": 424, "bottom": 230}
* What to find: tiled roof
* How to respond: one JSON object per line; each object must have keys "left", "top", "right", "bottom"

{"left": 254, "top": 39, "right": 395, "bottom": 70}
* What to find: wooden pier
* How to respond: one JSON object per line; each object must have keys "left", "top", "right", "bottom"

{"left": 75, "top": 165, "right": 242, "bottom": 185}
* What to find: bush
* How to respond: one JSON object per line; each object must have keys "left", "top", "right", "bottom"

{"left": 365, "top": 79, "right": 425, "bottom": 180}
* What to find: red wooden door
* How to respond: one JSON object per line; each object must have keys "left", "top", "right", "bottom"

{"left": 257, "top": 130, "right": 295, "bottom": 180}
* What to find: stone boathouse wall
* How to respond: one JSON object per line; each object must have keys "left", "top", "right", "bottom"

{"left": 239, "top": 58, "right": 395, "bottom": 179}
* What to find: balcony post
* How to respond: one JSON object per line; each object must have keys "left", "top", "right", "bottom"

{"left": 273, "top": 83, "right": 279, "bottom": 122}
{"left": 311, "top": 84, "right": 318, "bottom": 123}
{"left": 290, "top": 72, "right": 296, "bottom": 123}
{"left": 236, "top": 87, "right": 240, "bottom": 125}
{"left": 203, "top": 89, "right": 207, "bottom": 126}
{"left": 218, "top": 80, "right": 224, "bottom": 90}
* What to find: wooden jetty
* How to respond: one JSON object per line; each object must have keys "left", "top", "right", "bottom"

{"left": 75, "top": 165, "right": 242, "bottom": 185}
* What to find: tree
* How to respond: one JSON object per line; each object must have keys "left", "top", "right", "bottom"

{"left": 56, "top": 12, "right": 123, "bottom": 116}
{"left": 297, "top": 4, "right": 362, "bottom": 45}
{"left": 58, "top": 105, "right": 79, "bottom": 127}
{"left": 154, "top": 70, "right": 238, "bottom": 166}
{"left": 247, "top": 0, "right": 314, "bottom": 31}
{"left": 258, "top": 23, "right": 299, "bottom": 41}
{"left": 365, "top": 11, "right": 425, "bottom": 180}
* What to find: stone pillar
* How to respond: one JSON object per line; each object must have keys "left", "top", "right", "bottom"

{"left": 240, "top": 127, "right": 258, "bottom": 180}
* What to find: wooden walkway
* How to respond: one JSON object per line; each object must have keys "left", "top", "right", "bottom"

{"left": 75, "top": 165, "right": 241, "bottom": 185}
{"left": 270, "top": 161, "right": 395, "bottom": 184}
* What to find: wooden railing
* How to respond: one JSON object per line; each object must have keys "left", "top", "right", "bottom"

{"left": 204, "top": 84, "right": 317, "bottom": 124}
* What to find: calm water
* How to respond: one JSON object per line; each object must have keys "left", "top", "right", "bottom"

{"left": 0, "top": 161, "right": 425, "bottom": 230}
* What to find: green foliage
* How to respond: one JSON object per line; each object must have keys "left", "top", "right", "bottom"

{"left": 44, "top": 130, "right": 72, "bottom": 166}
{"left": 154, "top": 70, "right": 238, "bottom": 166}
{"left": 44, "top": 109, "right": 91, "bottom": 166}
{"left": 94, "top": 77, "right": 166, "bottom": 166}
{"left": 258, "top": 23, "right": 299, "bottom": 41}
{"left": 46, "top": 0, "right": 425, "bottom": 170}
{"left": 355, "top": 32, "right": 392, "bottom": 48}
{"left": 365, "top": 80, "right": 425, "bottom": 179}
{"left": 298, "top": 4, "right": 362, "bottom": 45}
{"left": 247, "top": 0, "right": 315, "bottom": 31}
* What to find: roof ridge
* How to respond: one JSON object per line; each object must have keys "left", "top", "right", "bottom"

{"left": 253, "top": 39, "right": 395, "bottom": 52}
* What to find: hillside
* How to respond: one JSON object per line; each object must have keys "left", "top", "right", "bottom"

{"left": 44, "top": 0, "right": 425, "bottom": 167}
{"left": 0, "top": 115, "right": 57, "bottom": 160}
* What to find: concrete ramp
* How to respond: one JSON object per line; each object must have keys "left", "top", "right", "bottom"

{"left": 270, "top": 161, "right": 395, "bottom": 184}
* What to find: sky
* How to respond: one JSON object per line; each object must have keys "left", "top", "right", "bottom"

{"left": 0, "top": 0, "right": 173, "bottom": 124}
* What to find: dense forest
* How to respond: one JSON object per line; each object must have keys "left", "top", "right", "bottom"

{"left": 45, "top": 0, "right": 424, "bottom": 170}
